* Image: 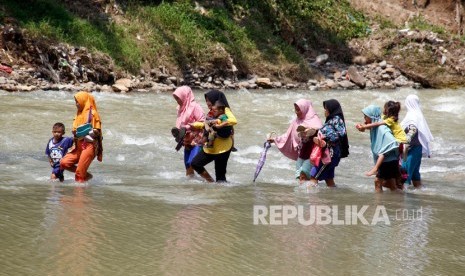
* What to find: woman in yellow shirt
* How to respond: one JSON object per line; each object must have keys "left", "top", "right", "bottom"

{"left": 190, "top": 90, "right": 237, "bottom": 182}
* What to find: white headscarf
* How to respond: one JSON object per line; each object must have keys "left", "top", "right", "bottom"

{"left": 401, "top": 94, "right": 433, "bottom": 157}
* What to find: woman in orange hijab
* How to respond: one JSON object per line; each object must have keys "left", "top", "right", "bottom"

{"left": 60, "top": 91, "right": 103, "bottom": 182}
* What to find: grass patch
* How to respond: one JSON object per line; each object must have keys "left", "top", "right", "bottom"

{"left": 1, "top": 0, "right": 371, "bottom": 79}
{"left": 408, "top": 15, "right": 446, "bottom": 34}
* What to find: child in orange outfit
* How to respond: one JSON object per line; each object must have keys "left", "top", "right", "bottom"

{"left": 60, "top": 91, "right": 103, "bottom": 182}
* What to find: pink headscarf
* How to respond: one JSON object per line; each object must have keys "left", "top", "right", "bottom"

{"left": 274, "top": 99, "right": 323, "bottom": 160}
{"left": 173, "top": 86, "right": 205, "bottom": 128}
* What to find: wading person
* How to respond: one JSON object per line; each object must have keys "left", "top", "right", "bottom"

{"left": 357, "top": 105, "right": 400, "bottom": 192}
{"left": 60, "top": 91, "right": 103, "bottom": 182}
{"left": 190, "top": 90, "right": 237, "bottom": 182}
{"left": 309, "top": 99, "right": 349, "bottom": 187}
{"left": 401, "top": 94, "right": 433, "bottom": 188}
{"left": 172, "top": 86, "right": 205, "bottom": 177}
{"left": 268, "top": 99, "right": 322, "bottom": 183}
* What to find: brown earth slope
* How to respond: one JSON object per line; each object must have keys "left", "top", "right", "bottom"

{"left": 349, "top": 0, "right": 465, "bottom": 88}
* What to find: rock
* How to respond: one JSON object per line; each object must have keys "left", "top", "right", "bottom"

{"left": 347, "top": 66, "right": 366, "bottom": 89}
{"left": 115, "top": 78, "right": 132, "bottom": 88}
{"left": 382, "top": 73, "right": 391, "bottom": 80}
{"left": 272, "top": 81, "right": 282, "bottom": 88}
{"left": 325, "top": 79, "right": 338, "bottom": 89}
{"left": 382, "top": 82, "right": 396, "bottom": 89}
{"left": 256, "top": 77, "right": 273, "bottom": 88}
{"left": 384, "top": 67, "right": 396, "bottom": 74}
{"left": 307, "top": 79, "right": 318, "bottom": 85}
{"left": 248, "top": 83, "right": 258, "bottom": 89}
{"left": 112, "top": 83, "right": 129, "bottom": 92}
{"left": 441, "top": 55, "right": 447, "bottom": 65}
{"left": 394, "top": 76, "right": 409, "bottom": 87}
{"left": 168, "top": 76, "right": 177, "bottom": 83}
{"left": 338, "top": 80, "right": 356, "bottom": 89}
{"left": 16, "top": 85, "right": 35, "bottom": 91}
{"left": 238, "top": 81, "right": 250, "bottom": 88}
{"left": 314, "top": 54, "right": 329, "bottom": 65}
{"left": 379, "top": 60, "right": 387, "bottom": 69}
{"left": 353, "top": 55, "right": 368, "bottom": 65}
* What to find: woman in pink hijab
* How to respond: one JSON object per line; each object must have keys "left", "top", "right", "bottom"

{"left": 173, "top": 86, "right": 206, "bottom": 177}
{"left": 269, "top": 99, "right": 323, "bottom": 182}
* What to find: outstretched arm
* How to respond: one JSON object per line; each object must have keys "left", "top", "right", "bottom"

{"left": 356, "top": 121, "right": 385, "bottom": 131}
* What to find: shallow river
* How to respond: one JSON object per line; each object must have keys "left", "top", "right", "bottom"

{"left": 1, "top": 88, "right": 464, "bottom": 275}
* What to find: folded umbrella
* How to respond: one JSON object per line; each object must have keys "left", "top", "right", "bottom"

{"left": 253, "top": 140, "right": 272, "bottom": 182}
{"left": 253, "top": 132, "right": 276, "bottom": 183}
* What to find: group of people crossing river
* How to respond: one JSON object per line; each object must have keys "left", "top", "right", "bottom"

{"left": 46, "top": 87, "right": 433, "bottom": 192}
{"left": 169, "top": 86, "right": 432, "bottom": 192}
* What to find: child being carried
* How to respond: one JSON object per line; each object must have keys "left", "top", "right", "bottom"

{"left": 356, "top": 100, "right": 407, "bottom": 176}
{"left": 203, "top": 100, "right": 232, "bottom": 148}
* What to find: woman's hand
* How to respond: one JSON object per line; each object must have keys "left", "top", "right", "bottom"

{"left": 313, "top": 136, "right": 326, "bottom": 147}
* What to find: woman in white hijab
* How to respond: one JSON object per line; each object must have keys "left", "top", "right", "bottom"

{"left": 401, "top": 94, "right": 433, "bottom": 188}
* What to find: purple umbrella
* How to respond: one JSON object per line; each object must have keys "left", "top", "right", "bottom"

{"left": 253, "top": 141, "right": 272, "bottom": 182}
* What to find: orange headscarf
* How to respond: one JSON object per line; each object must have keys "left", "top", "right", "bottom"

{"left": 73, "top": 91, "right": 103, "bottom": 161}
{"left": 73, "top": 91, "right": 102, "bottom": 130}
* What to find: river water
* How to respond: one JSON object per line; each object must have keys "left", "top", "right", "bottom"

{"left": 1, "top": 88, "right": 464, "bottom": 275}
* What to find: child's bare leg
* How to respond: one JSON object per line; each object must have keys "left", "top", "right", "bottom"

{"left": 50, "top": 173, "right": 58, "bottom": 181}
{"left": 412, "top": 180, "right": 422, "bottom": 188}
{"left": 299, "top": 172, "right": 309, "bottom": 184}
{"left": 366, "top": 154, "right": 385, "bottom": 176}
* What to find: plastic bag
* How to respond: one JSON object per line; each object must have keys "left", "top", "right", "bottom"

{"left": 310, "top": 132, "right": 331, "bottom": 166}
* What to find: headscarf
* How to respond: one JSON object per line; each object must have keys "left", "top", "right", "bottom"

{"left": 362, "top": 105, "right": 398, "bottom": 158}
{"left": 73, "top": 91, "right": 103, "bottom": 161}
{"left": 73, "top": 91, "right": 101, "bottom": 130}
{"left": 173, "top": 86, "right": 205, "bottom": 128}
{"left": 204, "top": 90, "right": 230, "bottom": 109}
{"left": 275, "top": 99, "right": 323, "bottom": 160}
{"left": 323, "top": 99, "right": 345, "bottom": 122}
{"left": 401, "top": 94, "right": 433, "bottom": 157}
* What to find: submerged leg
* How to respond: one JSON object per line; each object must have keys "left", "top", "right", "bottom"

{"left": 199, "top": 170, "right": 214, "bottom": 182}
{"left": 374, "top": 178, "right": 383, "bottom": 193}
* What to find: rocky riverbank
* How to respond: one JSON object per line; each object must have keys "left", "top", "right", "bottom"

{"left": 0, "top": 22, "right": 457, "bottom": 93}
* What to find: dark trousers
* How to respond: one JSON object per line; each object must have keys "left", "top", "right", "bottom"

{"left": 191, "top": 149, "right": 231, "bottom": 182}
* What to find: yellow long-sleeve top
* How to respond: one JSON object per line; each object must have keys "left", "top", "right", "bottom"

{"left": 192, "top": 107, "right": 237, "bottom": 154}
{"left": 383, "top": 115, "right": 407, "bottom": 143}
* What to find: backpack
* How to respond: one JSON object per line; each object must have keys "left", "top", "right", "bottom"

{"left": 340, "top": 133, "right": 349, "bottom": 158}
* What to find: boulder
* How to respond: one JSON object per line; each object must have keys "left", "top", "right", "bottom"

{"left": 115, "top": 78, "right": 132, "bottom": 88}
{"left": 112, "top": 83, "right": 129, "bottom": 93}
{"left": 256, "top": 77, "right": 273, "bottom": 88}
{"left": 347, "top": 66, "right": 366, "bottom": 89}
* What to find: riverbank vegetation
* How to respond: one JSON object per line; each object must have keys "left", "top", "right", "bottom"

{"left": 1, "top": 0, "right": 465, "bottom": 89}
{"left": 0, "top": 0, "right": 370, "bottom": 81}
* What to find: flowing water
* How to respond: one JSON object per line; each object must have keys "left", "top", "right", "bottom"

{"left": 1, "top": 88, "right": 464, "bottom": 275}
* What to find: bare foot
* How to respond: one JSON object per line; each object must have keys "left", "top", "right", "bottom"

{"left": 365, "top": 168, "right": 377, "bottom": 176}
{"left": 307, "top": 181, "right": 318, "bottom": 188}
